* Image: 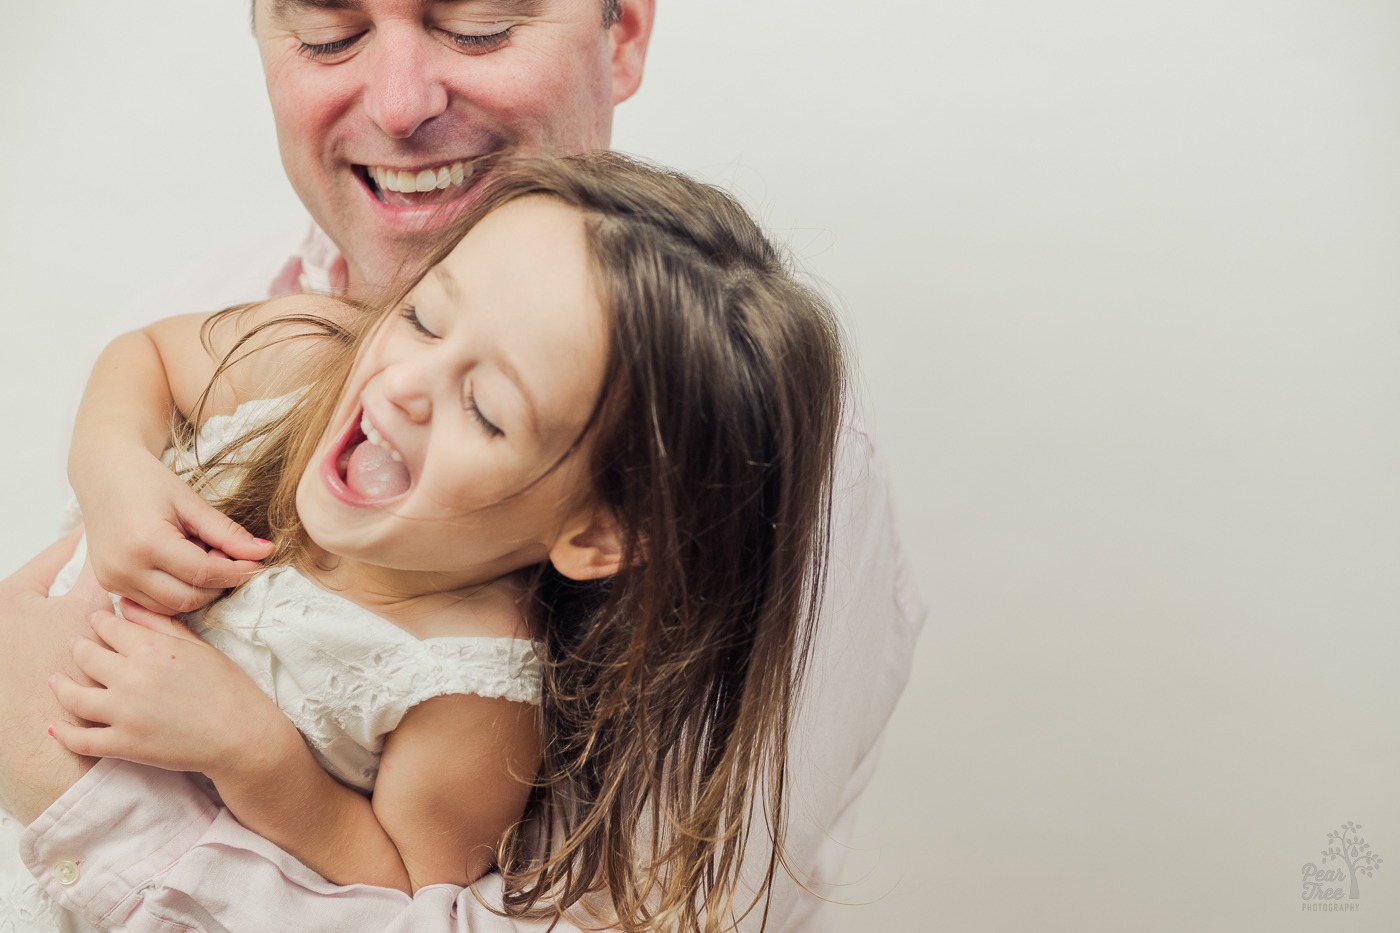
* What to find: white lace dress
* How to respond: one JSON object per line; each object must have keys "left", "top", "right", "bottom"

{"left": 0, "top": 396, "right": 544, "bottom": 932}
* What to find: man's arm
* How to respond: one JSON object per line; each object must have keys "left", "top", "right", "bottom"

{"left": 0, "top": 532, "right": 113, "bottom": 824}
{"left": 21, "top": 762, "right": 591, "bottom": 933}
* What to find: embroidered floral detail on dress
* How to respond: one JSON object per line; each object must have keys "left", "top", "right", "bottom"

{"left": 189, "top": 565, "right": 542, "bottom": 792}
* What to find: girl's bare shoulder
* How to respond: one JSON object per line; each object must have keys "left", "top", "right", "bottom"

{"left": 403, "top": 579, "right": 535, "bottom": 643}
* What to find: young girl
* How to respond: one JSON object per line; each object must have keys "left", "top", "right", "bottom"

{"left": 10, "top": 153, "right": 844, "bottom": 932}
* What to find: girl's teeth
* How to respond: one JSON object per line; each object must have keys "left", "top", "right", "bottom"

{"left": 359, "top": 415, "right": 403, "bottom": 462}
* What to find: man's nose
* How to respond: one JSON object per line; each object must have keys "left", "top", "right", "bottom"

{"left": 362, "top": 31, "right": 449, "bottom": 140}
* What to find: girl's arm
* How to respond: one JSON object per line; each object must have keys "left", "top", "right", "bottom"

{"left": 69, "top": 318, "right": 269, "bottom": 614}
{"left": 49, "top": 605, "right": 541, "bottom": 893}
{"left": 68, "top": 297, "right": 346, "bottom": 614}
{"left": 217, "top": 688, "right": 541, "bottom": 891}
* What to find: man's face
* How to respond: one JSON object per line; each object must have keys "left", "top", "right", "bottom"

{"left": 253, "top": 0, "right": 651, "bottom": 289}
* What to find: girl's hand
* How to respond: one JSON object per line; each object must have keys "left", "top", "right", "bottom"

{"left": 48, "top": 601, "right": 298, "bottom": 784}
{"left": 80, "top": 452, "right": 273, "bottom": 615}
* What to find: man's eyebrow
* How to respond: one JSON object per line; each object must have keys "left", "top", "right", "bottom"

{"left": 271, "top": 0, "right": 547, "bottom": 20}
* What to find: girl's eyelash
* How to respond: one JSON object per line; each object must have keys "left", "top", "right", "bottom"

{"left": 398, "top": 305, "right": 499, "bottom": 436}
{"left": 400, "top": 309, "right": 499, "bottom": 436}
{"left": 466, "top": 391, "right": 504, "bottom": 438}
{"left": 400, "top": 305, "right": 435, "bottom": 338}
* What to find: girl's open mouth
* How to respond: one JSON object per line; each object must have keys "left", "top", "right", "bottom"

{"left": 324, "top": 408, "right": 412, "bottom": 504}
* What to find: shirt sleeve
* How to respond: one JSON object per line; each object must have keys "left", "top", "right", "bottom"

{"left": 746, "top": 412, "right": 926, "bottom": 930}
{"left": 19, "top": 760, "right": 585, "bottom": 933}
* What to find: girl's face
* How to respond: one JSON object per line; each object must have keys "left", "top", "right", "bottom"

{"left": 296, "top": 196, "right": 609, "bottom": 588}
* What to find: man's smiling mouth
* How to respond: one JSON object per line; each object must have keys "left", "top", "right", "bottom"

{"left": 356, "top": 159, "right": 478, "bottom": 208}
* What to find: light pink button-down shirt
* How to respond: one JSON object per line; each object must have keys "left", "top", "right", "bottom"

{"left": 20, "top": 224, "right": 924, "bottom": 932}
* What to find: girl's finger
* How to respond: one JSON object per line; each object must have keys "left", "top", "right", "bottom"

{"left": 123, "top": 589, "right": 185, "bottom": 618}
{"left": 176, "top": 500, "right": 274, "bottom": 563}
{"left": 48, "top": 672, "right": 112, "bottom": 725}
{"left": 69, "top": 635, "right": 123, "bottom": 687}
{"left": 162, "top": 544, "right": 259, "bottom": 598}
{"left": 117, "top": 598, "right": 202, "bottom": 643}
{"left": 117, "top": 576, "right": 197, "bottom": 617}
{"left": 130, "top": 571, "right": 223, "bottom": 616}
{"left": 48, "top": 719, "right": 114, "bottom": 759}
{"left": 87, "top": 609, "right": 155, "bottom": 655}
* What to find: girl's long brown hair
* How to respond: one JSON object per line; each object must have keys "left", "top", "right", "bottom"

{"left": 189, "top": 152, "right": 845, "bottom": 931}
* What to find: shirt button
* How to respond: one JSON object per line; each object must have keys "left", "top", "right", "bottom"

{"left": 53, "top": 858, "right": 80, "bottom": 886}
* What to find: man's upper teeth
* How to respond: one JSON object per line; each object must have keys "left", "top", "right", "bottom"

{"left": 360, "top": 415, "right": 403, "bottom": 462}
{"left": 371, "top": 160, "right": 473, "bottom": 193}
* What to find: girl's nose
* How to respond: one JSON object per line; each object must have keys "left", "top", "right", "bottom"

{"left": 379, "top": 363, "right": 433, "bottom": 424}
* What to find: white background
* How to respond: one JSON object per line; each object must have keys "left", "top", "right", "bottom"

{"left": 3, "top": 2, "right": 1399, "bottom": 930}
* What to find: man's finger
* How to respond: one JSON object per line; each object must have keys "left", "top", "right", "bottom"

{"left": 0, "top": 528, "right": 83, "bottom": 600}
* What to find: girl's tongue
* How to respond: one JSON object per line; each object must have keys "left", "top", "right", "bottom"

{"left": 345, "top": 440, "right": 411, "bottom": 499}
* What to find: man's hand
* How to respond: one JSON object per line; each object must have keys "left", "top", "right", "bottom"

{"left": 0, "top": 530, "right": 111, "bottom": 823}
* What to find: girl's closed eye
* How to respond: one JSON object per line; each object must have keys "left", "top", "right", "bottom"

{"left": 466, "top": 388, "right": 503, "bottom": 438}
{"left": 401, "top": 305, "right": 436, "bottom": 338}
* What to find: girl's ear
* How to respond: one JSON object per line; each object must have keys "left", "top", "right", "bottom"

{"left": 548, "top": 508, "right": 624, "bottom": 581}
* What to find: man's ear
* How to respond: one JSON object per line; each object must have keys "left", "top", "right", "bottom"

{"left": 549, "top": 508, "right": 624, "bottom": 581}
{"left": 608, "top": 0, "right": 655, "bottom": 106}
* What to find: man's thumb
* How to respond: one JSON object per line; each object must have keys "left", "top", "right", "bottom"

{"left": 2, "top": 528, "right": 83, "bottom": 598}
